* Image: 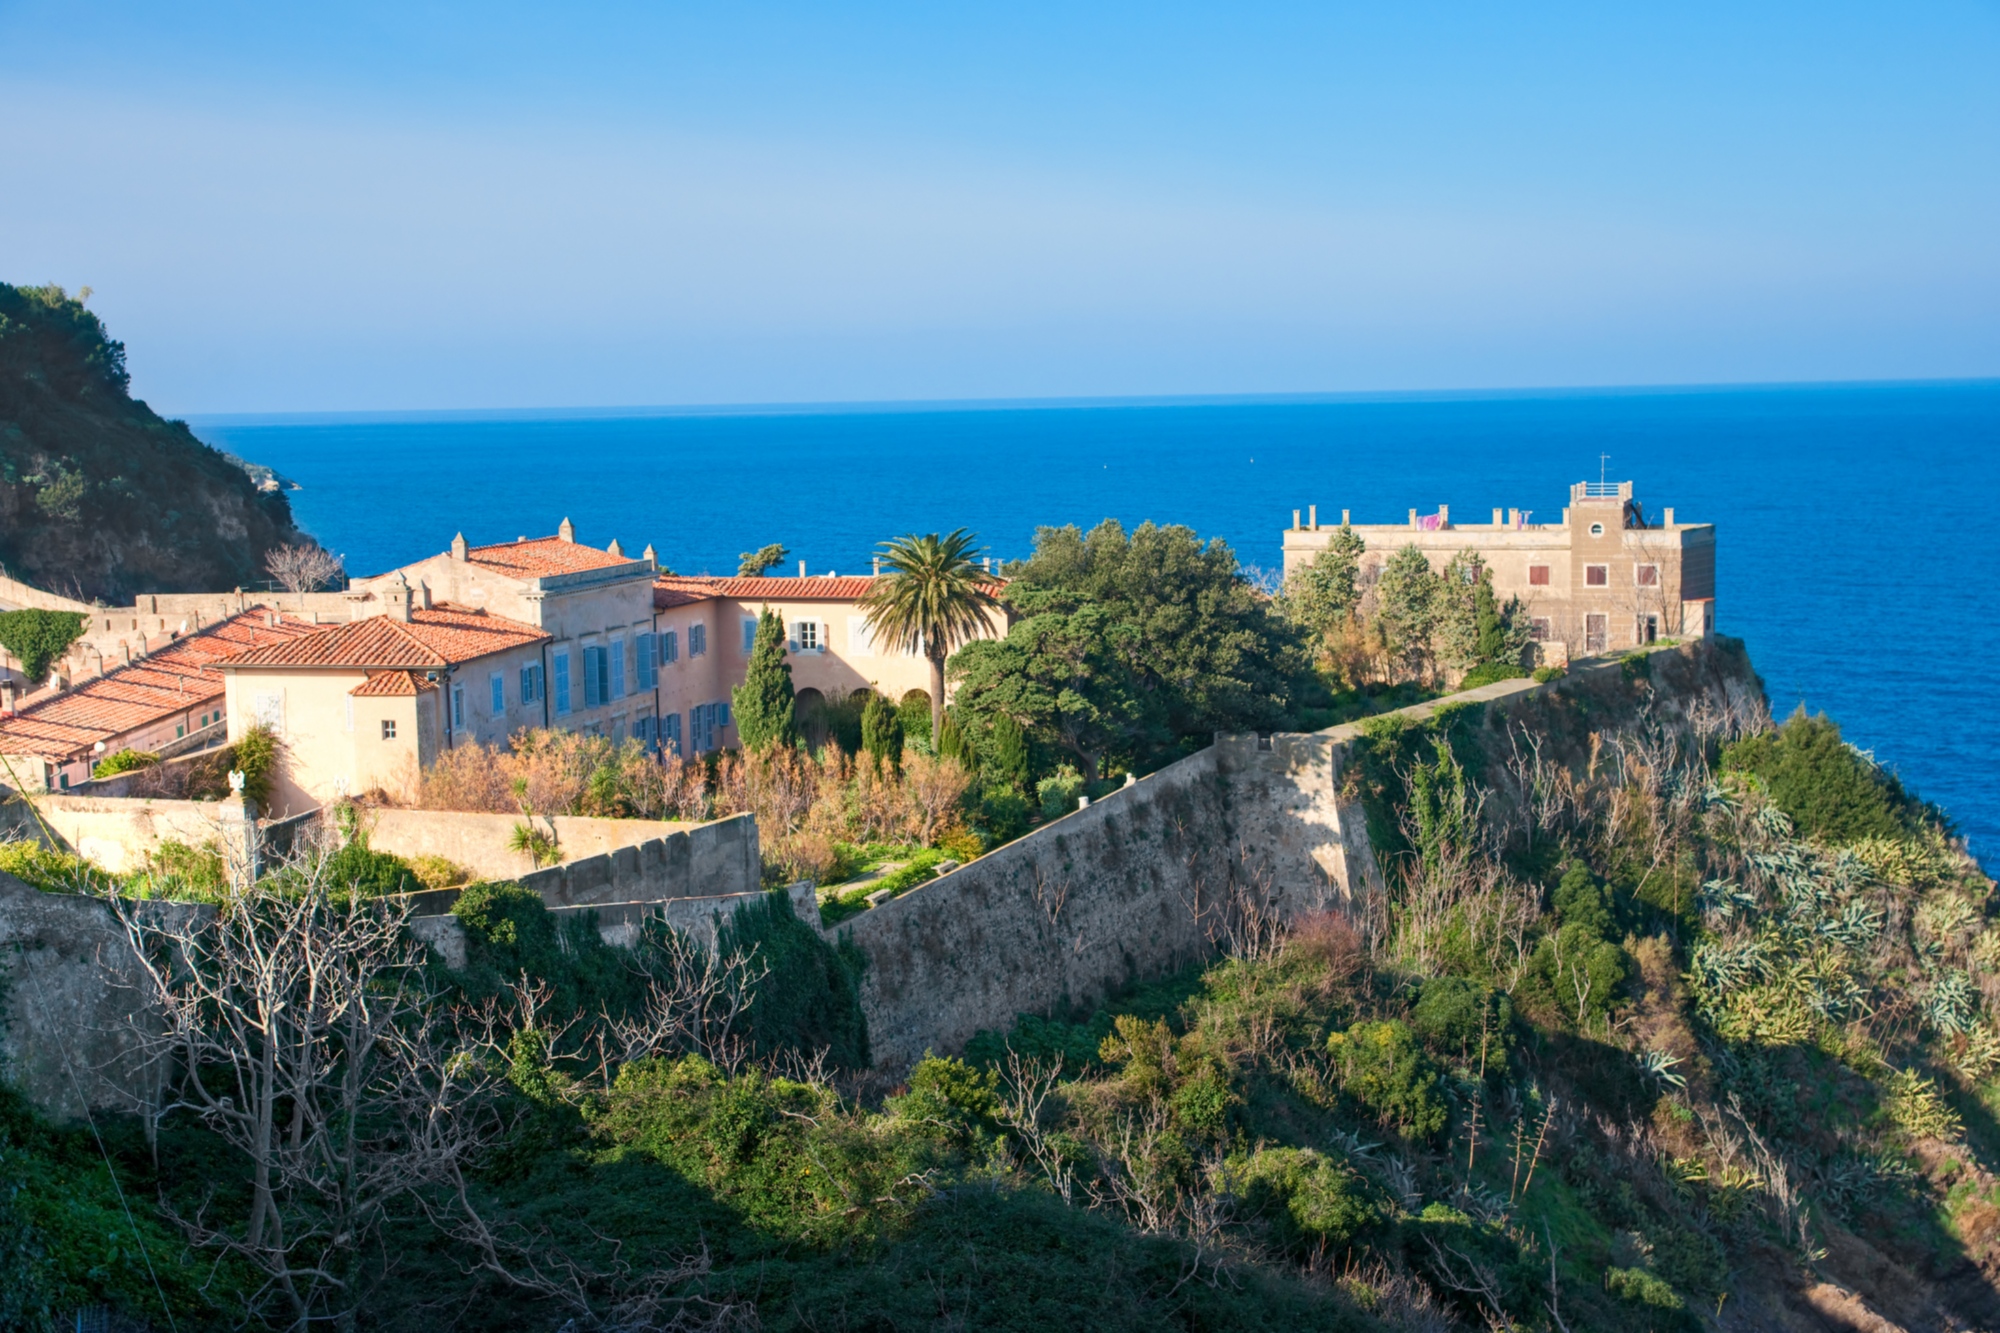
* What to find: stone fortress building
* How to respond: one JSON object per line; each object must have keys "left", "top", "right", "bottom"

{"left": 1281, "top": 479, "right": 1715, "bottom": 660}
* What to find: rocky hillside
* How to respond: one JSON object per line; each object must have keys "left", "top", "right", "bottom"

{"left": 0, "top": 283, "right": 301, "bottom": 603}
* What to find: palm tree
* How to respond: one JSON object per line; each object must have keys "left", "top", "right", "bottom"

{"left": 861, "top": 529, "right": 1002, "bottom": 742}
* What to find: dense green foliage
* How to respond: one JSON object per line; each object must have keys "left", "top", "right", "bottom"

{"left": 0, "top": 609, "right": 86, "bottom": 684}
{"left": 861, "top": 528, "right": 1002, "bottom": 740}
{"left": 89, "top": 747, "right": 159, "bottom": 778}
{"left": 1723, "top": 706, "right": 1914, "bottom": 843}
{"left": 737, "top": 541, "right": 789, "bottom": 577}
{"left": 0, "top": 283, "right": 301, "bottom": 601}
{"left": 1277, "top": 523, "right": 1366, "bottom": 636}
{"left": 731, "top": 609, "right": 799, "bottom": 752}
{"left": 859, "top": 691, "right": 903, "bottom": 772}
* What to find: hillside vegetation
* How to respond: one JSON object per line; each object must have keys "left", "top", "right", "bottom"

{"left": 0, "top": 283, "right": 301, "bottom": 602}
{"left": 6, "top": 643, "right": 1999, "bottom": 1330}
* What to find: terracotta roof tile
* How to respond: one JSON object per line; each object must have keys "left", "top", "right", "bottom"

{"left": 652, "top": 574, "right": 1006, "bottom": 608}
{"left": 463, "top": 536, "right": 642, "bottom": 579}
{"left": 0, "top": 610, "right": 320, "bottom": 762}
{"left": 350, "top": 671, "right": 436, "bottom": 697}
{"left": 218, "top": 606, "right": 549, "bottom": 672}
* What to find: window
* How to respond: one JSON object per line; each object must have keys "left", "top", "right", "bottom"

{"left": 582, "top": 646, "right": 605, "bottom": 708}
{"left": 610, "top": 638, "right": 626, "bottom": 699}
{"left": 1588, "top": 522, "right": 1605, "bottom": 537}
{"left": 689, "top": 623, "right": 707, "bottom": 657}
{"left": 635, "top": 715, "right": 655, "bottom": 744}
{"left": 742, "top": 618, "right": 758, "bottom": 654}
{"left": 381, "top": 719, "right": 397, "bottom": 740}
{"left": 553, "top": 650, "right": 572, "bottom": 715}
{"left": 717, "top": 700, "right": 732, "bottom": 727}
{"left": 1637, "top": 614, "right": 1659, "bottom": 645}
{"left": 660, "top": 629, "right": 679, "bottom": 664}
{"left": 1585, "top": 564, "right": 1609, "bottom": 587}
{"left": 1585, "top": 614, "right": 1607, "bottom": 653}
{"left": 175, "top": 724, "right": 185, "bottom": 738}
{"left": 1528, "top": 565, "right": 1551, "bottom": 586}
{"left": 691, "top": 703, "right": 711, "bottom": 752}
{"left": 451, "top": 684, "right": 465, "bottom": 729}
{"left": 662, "top": 711, "right": 682, "bottom": 755}
{"left": 520, "top": 662, "right": 543, "bottom": 704}
{"left": 795, "top": 620, "right": 819, "bottom": 652}
{"left": 848, "top": 616, "right": 874, "bottom": 656}
{"left": 491, "top": 673, "right": 506, "bottom": 714}
{"left": 1635, "top": 564, "right": 1660, "bottom": 587}
{"left": 253, "top": 691, "right": 285, "bottom": 733}
{"left": 1529, "top": 618, "right": 1552, "bottom": 642}
{"left": 636, "top": 633, "right": 657, "bottom": 687}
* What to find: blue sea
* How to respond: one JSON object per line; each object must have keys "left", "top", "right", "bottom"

{"left": 191, "top": 382, "right": 2000, "bottom": 858}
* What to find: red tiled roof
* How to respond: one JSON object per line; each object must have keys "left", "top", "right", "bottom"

{"left": 0, "top": 610, "right": 321, "bottom": 762}
{"left": 463, "top": 535, "right": 640, "bottom": 579}
{"left": 350, "top": 670, "right": 436, "bottom": 697}
{"left": 655, "top": 575, "right": 877, "bottom": 603}
{"left": 653, "top": 574, "right": 1006, "bottom": 609}
{"left": 217, "top": 606, "right": 549, "bottom": 672}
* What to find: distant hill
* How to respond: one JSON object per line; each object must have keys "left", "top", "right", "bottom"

{"left": 0, "top": 283, "right": 302, "bottom": 603}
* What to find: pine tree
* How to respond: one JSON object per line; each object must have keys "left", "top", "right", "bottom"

{"left": 1279, "top": 523, "right": 1366, "bottom": 636}
{"left": 731, "top": 610, "right": 798, "bottom": 752}
{"left": 861, "top": 692, "right": 904, "bottom": 774}
{"left": 1375, "top": 545, "right": 1441, "bottom": 683}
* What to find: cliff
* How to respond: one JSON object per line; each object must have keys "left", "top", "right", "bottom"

{"left": 0, "top": 283, "right": 301, "bottom": 602}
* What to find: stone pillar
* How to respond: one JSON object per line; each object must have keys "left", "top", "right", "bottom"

{"left": 218, "top": 773, "right": 260, "bottom": 889}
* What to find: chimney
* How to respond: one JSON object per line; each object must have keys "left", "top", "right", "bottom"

{"left": 1438, "top": 505, "right": 1449, "bottom": 526}
{"left": 0, "top": 679, "right": 16, "bottom": 714}
{"left": 558, "top": 517, "right": 576, "bottom": 544}
{"left": 1492, "top": 508, "right": 1502, "bottom": 526}
{"left": 1309, "top": 504, "right": 1317, "bottom": 530}
{"left": 982, "top": 556, "right": 991, "bottom": 573}
{"left": 1293, "top": 509, "right": 1301, "bottom": 531}
{"left": 642, "top": 543, "right": 657, "bottom": 568}
{"left": 607, "top": 537, "right": 624, "bottom": 557}
{"left": 1408, "top": 509, "right": 1418, "bottom": 528}
{"left": 386, "top": 573, "right": 413, "bottom": 623}
{"left": 418, "top": 582, "right": 434, "bottom": 610}
{"left": 120, "top": 642, "right": 131, "bottom": 666}
{"left": 872, "top": 556, "right": 882, "bottom": 576}
{"left": 1508, "top": 508, "right": 1519, "bottom": 527}
{"left": 1663, "top": 507, "right": 1676, "bottom": 526}
{"left": 799, "top": 559, "right": 808, "bottom": 578}
{"left": 451, "top": 532, "right": 468, "bottom": 561}
{"left": 1561, "top": 507, "right": 1571, "bottom": 526}
{"left": 1341, "top": 509, "right": 1350, "bottom": 525}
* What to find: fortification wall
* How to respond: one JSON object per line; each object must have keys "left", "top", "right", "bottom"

{"left": 0, "top": 871, "right": 202, "bottom": 1120}
{"left": 361, "top": 809, "right": 705, "bottom": 883}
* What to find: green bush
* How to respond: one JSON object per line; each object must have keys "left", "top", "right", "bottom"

{"left": 1457, "top": 661, "right": 1526, "bottom": 690}
{"left": 1723, "top": 707, "right": 1910, "bottom": 843}
{"left": 890, "top": 1055, "right": 1002, "bottom": 1146}
{"left": 1325, "top": 1020, "right": 1448, "bottom": 1140}
{"left": 0, "top": 608, "right": 87, "bottom": 684}
{"left": 1531, "top": 664, "right": 1566, "bottom": 683}
{"left": 1228, "top": 1146, "right": 1378, "bottom": 1249}
{"left": 321, "top": 836, "right": 422, "bottom": 897}
{"left": 1410, "top": 975, "right": 1512, "bottom": 1063}
{"left": 979, "top": 784, "right": 1033, "bottom": 843}
{"left": 0, "top": 838, "right": 95, "bottom": 892}
{"left": 1606, "top": 1266, "right": 1684, "bottom": 1310}
{"left": 1037, "top": 764, "right": 1086, "bottom": 819}
{"left": 716, "top": 891, "right": 871, "bottom": 1068}
{"left": 91, "top": 747, "right": 159, "bottom": 778}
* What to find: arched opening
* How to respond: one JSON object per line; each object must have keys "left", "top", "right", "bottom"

{"left": 794, "top": 687, "right": 828, "bottom": 750}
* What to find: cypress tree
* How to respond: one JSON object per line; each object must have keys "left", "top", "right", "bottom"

{"left": 937, "top": 709, "right": 976, "bottom": 769}
{"left": 988, "top": 713, "right": 1030, "bottom": 792}
{"left": 861, "top": 692, "right": 904, "bottom": 774}
{"left": 732, "top": 609, "right": 798, "bottom": 752}
{"left": 1473, "top": 577, "right": 1504, "bottom": 665}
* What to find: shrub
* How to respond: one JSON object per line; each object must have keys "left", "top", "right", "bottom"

{"left": 1724, "top": 708, "right": 1910, "bottom": 843}
{"left": 408, "top": 853, "right": 470, "bottom": 892}
{"left": 890, "top": 1055, "right": 1001, "bottom": 1146}
{"left": 1457, "top": 661, "right": 1526, "bottom": 690}
{"left": 0, "top": 608, "right": 87, "bottom": 684}
{"left": 1410, "top": 976, "right": 1512, "bottom": 1063}
{"left": 321, "top": 837, "right": 422, "bottom": 897}
{"left": 137, "top": 839, "right": 226, "bottom": 898}
{"left": 1531, "top": 664, "right": 1566, "bottom": 683}
{"left": 862, "top": 693, "right": 905, "bottom": 773}
{"left": 0, "top": 839, "right": 95, "bottom": 892}
{"left": 1037, "top": 764, "right": 1086, "bottom": 820}
{"left": 1326, "top": 1020, "right": 1448, "bottom": 1140}
{"left": 985, "top": 712, "right": 1030, "bottom": 791}
{"left": 979, "top": 784, "right": 1033, "bottom": 842}
{"left": 897, "top": 689, "right": 934, "bottom": 747}
{"left": 1228, "top": 1146, "right": 1378, "bottom": 1249}
{"left": 1606, "top": 1266, "right": 1683, "bottom": 1310}
{"left": 91, "top": 748, "right": 159, "bottom": 778}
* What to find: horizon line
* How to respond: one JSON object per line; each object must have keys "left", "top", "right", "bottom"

{"left": 179, "top": 373, "right": 2000, "bottom": 429}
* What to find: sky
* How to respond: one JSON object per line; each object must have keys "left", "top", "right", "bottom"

{"left": 3, "top": 1, "right": 1998, "bottom": 414}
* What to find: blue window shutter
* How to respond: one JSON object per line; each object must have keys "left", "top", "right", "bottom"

{"left": 611, "top": 640, "right": 627, "bottom": 699}
{"left": 637, "top": 633, "right": 656, "bottom": 686}
{"left": 744, "top": 618, "right": 758, "bottom": 654}
{"left": 554, "top": 651, "right": 571, "bottom": 715}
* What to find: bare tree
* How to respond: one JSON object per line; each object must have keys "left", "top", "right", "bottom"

{"left": 265, "top": 542, "right": 346, "bottom": 593}
{"left": 109, "top": 852, "right": 506, "bottom": 1330}
{"left": 604, "top": 925, "right": 768, "bottom": 1074}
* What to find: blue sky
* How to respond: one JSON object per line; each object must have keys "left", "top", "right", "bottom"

{"left": 3, "top": 1, "right": 1997, "bottom": 413}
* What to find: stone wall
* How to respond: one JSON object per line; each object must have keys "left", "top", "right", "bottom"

{"left": 361, "top": 808, "right": 705, "bottom": 883}
{"left": 2, "top": 793, "right": 238, "bottom": 873}
{"left": 0, "top": 871, "right": 201, "bottom": 1120}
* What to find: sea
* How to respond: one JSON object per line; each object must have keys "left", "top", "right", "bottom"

{"left": 190, "top": 380, "right": 2000, "bottom": 859}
